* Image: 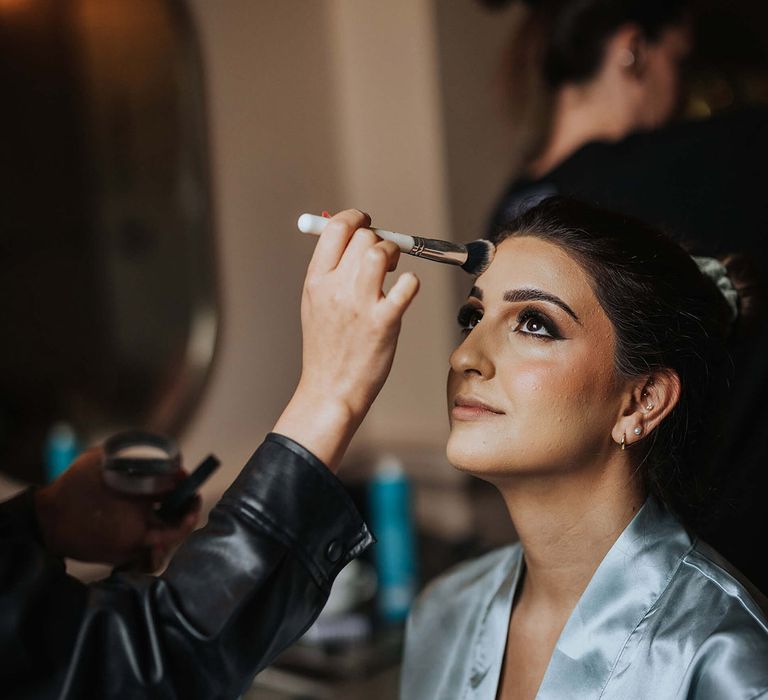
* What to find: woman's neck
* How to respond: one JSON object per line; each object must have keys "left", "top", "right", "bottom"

{"left": 527, "top": 82, "right": 637, "bottom": 180}
{"left": 497, "top": 462, "right": 645, "bottom": 613}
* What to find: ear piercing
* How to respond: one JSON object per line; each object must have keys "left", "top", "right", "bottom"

{"left": 619, "top": 48, "right": 636, "bottom": 67}
{"left": 642, "top": 388, "right": 654, "bottom": 412}
{"left": 619, "top": 427, "right": 643, "bottom": 449}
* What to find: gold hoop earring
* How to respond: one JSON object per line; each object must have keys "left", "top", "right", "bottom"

{"left": 620, "top": 433, "right": 626, "bottom": 451}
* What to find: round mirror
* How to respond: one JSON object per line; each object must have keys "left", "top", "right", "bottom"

{"left": 0, "top": 0, "right": 217, "bottom": 483}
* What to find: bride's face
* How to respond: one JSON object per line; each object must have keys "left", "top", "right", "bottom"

{"left": 447, "top": 235, "right": 628, "bottom": 477}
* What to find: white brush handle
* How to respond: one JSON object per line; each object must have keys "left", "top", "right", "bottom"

{"left": 297, "top": 213, "right": 415, "bottom": 253}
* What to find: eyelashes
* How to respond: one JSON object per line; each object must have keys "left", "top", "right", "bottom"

{"left": 456, "top": 304, "right": 564, "bottom": 340}
{"left": 516, "top": 308, "right": 564, "bottom": 340}
{"left": 457, "top": 304, "right": 483, "bottom": 334}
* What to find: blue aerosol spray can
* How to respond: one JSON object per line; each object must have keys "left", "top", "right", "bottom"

{"left": 44, "top": 422, "right": 79, "bottom": 482}
{"left": 368, "top": 454, "right": 417, "bottom": 622}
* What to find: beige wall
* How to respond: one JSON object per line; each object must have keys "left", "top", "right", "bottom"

{"left": 182, "top": 0, "right": 519, "bottom": 504}
{"left": 435, "top": 1, "right": 522, "bottom": 265}
{"left": 325, "top": 0, "right": 455, "bottom": 451}
{"left": 182, "top": 0, "right": 344, "bottom": 499}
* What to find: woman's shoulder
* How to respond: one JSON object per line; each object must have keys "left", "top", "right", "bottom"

{"left": 661, "top": 539, "right": 768, "bottom": 687}
{"left": 683, "top": 538, "right": 768, "bottom": 626}
{"left": 606, "top": 535, "right": 768, "bottom": 698}
{"left": 674, "top": 542, "right": 768, "bottom": 694}
{"left": 549, "top": 106, "right": 768, "bottom": 184}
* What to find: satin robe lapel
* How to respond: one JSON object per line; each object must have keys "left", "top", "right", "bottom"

{"left": 468, "top": 547, "right": 525, "bottom": 697}
{"left": 535, "top": 498, "right": 694, "bottom": 698}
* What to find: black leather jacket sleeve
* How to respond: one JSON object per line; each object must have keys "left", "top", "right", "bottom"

{"left": 0, "top": 433, "right": 374, "bottom": 699}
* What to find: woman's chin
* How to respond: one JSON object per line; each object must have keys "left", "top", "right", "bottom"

{"left": 446, "top": 430, "right": 555, "bottom": 479}
{"left": 446, "top": 434, "right": 507, "bottom": 476}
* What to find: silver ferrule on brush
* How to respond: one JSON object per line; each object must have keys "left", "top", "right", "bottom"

{"left": 409, "top": 236, "right": 468, "bottom": 267}
{"left": 296, "top": 213, "right": 476, "bottom": 268}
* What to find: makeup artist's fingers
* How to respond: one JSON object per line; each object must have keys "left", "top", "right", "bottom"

{"left": 308, "top": 209, "right": 370, "bottom": 274}
{"left": 337, "top": 227, "right": 379, "bottom": 276}
{"left": 381, "top": 272, "right": 420, "bottom": 317}
{"left": 355, "top": 239, "right": 401, "bottom": 298}
{"left": 378, "top": 240, "right": 401, "bottom": 272}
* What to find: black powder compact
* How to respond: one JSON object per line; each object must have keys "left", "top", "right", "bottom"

{"left": 102, "top": 430, "right": 220, "bottom": 522}
{"left": 103, "top": 430, "right": 181, "bottom": 496}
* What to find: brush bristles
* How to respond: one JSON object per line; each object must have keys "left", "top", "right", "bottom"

{"left": 461, "top": 239, "right": 495, "bottom": 276}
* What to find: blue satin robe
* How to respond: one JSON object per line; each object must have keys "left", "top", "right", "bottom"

{"left": 401, "top": 497, "right": 768, "bottom": 699}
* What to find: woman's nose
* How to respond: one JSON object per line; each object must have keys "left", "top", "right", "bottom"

{"left": 449, "top": 327, "right": 495, "bottom": 379}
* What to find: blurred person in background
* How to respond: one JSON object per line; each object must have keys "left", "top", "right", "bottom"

{"left": 482, "top": 0, "right": 768, "bottom": 593}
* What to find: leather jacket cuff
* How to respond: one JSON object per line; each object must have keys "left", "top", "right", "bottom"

{"left": 218, "top": 433, "right": 374, "bottom": 591}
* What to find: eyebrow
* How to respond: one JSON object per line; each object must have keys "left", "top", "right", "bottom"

{"left": 468, "top": 286, "right": 581, "bottom": 323}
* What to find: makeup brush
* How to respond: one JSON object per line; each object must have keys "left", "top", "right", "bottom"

{"left": 297, "top": 213, "right": 494, "bottom": 276}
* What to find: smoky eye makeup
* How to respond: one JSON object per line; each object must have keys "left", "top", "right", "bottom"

{"left": 457, "top": 303, "right": 482, "bottom": 334}
{"left": 514, "top": 305, "right": 565, "bottom": 341}
{"left": 456, "top": 301, "right": 566, "bottom": 340}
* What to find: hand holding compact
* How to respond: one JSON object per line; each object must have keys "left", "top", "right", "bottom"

{"left": 274, "top": 209, "right": 420, "bottom": 472}
{"left": 34, "top": 447, "right": 199, "bottom": 569}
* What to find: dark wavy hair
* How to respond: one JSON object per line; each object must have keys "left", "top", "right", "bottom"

{"left": 491, "top": 197, "right": 737, "bottom": 531}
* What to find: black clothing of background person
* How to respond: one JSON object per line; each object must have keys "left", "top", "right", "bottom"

{"left": 490, "top": 107, "right": 768, "bottom": 275}
{"left": 488, "top": 107, "right": 768, "bottom": 594}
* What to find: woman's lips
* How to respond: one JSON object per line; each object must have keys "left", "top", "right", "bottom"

{"left": 451, "top": 395, "right": 504, "bottom": 421}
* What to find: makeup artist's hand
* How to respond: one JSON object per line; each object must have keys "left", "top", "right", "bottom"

{"left": 34, "top": 447, "right": 199, "bottom": 570}
{"left": 274, "top": 208, "right": 420, "bottom": 472}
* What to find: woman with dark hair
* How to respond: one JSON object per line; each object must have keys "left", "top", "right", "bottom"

{"left": 401, "top": 197, "right": 767, "bottom": 699}
{"left": 485, "top": 0, "right": 768, "bottom": 594}
{"left": 495, "top": 0, "right": 692, "bottom": 188}
{"left": 487, "top": 0, "right": 768, "bottom": 271}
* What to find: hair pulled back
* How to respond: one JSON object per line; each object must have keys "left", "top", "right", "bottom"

{"left": 524, "top": 0, "right": 689, "bottom": 87}
{"left": 499, "top": 0, "right": 691, "bottom": 162}
{"left": 491, "top": 197, "right": 744, "bottom": 532}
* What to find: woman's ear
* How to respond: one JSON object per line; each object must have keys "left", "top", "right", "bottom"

{"left": 612, "top": 369, "right": 681, "bottom": 449}
{"left": 606, "top": 24, "right": 648, "bottom": 79}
